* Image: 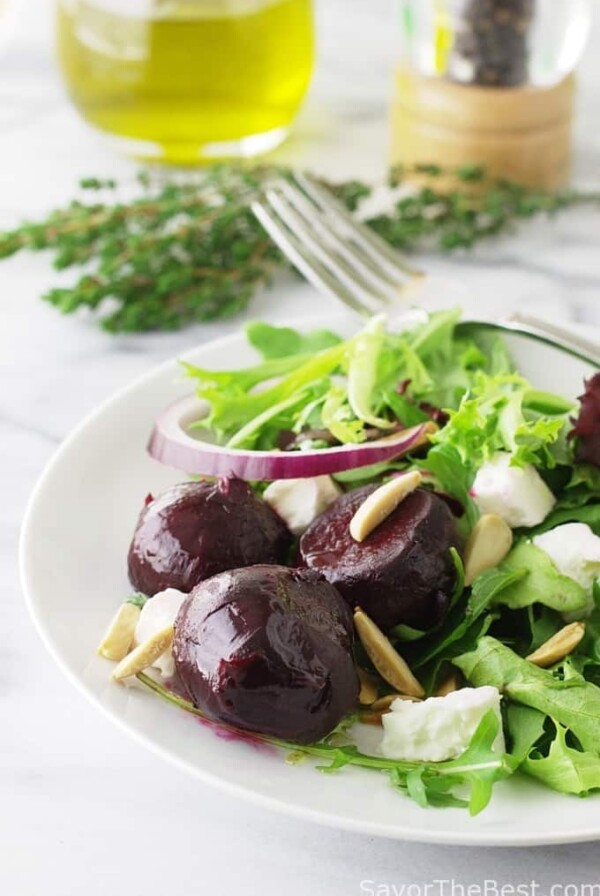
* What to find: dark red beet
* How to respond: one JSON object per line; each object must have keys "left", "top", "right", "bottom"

{"left": 570, "top": 373, "right": 600, "bottom": 467}
{"left": 173, "top": 565, "right": 359, "bottom": 744}
{"left": 128, "top": 479, "right": 291, "bottom": 596}
{"left": 299, "top": 486, "right": 460, "bottom": 633}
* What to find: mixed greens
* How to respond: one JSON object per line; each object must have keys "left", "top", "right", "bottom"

{"left": 180, "top": 311, "right": 600, "bottom": 806}
{"left": 101, "top": 311, "right": 600, "bottom": 816}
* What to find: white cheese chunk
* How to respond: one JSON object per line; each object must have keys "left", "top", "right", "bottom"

{"left": 533, "top": 522, "right": 600, "bottom": 614}
{"left": 134, "top": 588, "right": 187, "bottom": 678}
{"left": 380, "top": 686, "right": 504, "bottom": 763}
{"left": 472, "top": 451, "right": 555, "bottom": 528}
{"left": 263, "top": 475, "right": 341, "bottom": 535}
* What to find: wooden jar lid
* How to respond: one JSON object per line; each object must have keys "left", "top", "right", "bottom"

{"left": 391, "top": 71, "right": 575, "bottom": 190}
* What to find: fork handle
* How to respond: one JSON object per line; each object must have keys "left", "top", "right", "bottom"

{"left": 504, "top": 312, "right": 600, "bottom": 366}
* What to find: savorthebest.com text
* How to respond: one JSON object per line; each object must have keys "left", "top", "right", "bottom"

{"left": 359, "top": 880, "right": 600, "bottom": 896}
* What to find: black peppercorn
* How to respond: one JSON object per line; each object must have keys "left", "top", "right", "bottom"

{"left": 450, "top": 0, "right": 536, "bottom": 87}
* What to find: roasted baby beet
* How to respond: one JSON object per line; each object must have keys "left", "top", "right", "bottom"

{"left": 299, "top": 486, "right": 460, "bottom": 633}
{"left": 128, "top": 479, "right": 291, "bottom": 596}
{"left": 173, "top": 565, "right": 359, "bottom": 743}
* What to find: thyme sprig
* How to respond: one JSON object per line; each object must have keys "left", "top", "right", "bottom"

{"left": 2, "top": 164, "right": 598, "bottom": 333}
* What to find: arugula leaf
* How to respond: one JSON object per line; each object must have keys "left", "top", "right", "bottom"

{"left": 418, "top": 443, "right": 478, "bottom": 531}
{"left": 529, "top": 502, "right": 600, "bottom": 536}
{"left": 454, "top": 636, "right": 600, "bottom": 754}
{"left": 138, "top": 673, "right": 514, "bottom": 815}
{"left": 580, "top": 593, "right": 600, "bottom": 663}
{"left": 507, "top": 705, "right": 600, "bottom": 795}
{"left": 526, "top": 605, "right": 565, "bottom": 652}
{"left": 396, "top": 710, "right": 514, "bottom": 815}
{"left": 523, "top": 726, "right": 600, "bottom": 794}
{"left": 506, "top": 704, "right": 548, "bottom": 763}
{"left": 246, "top": 321, "right": 341, "bottom": 359}
{"left": 495, "top": 540, "right": 589, "bottom": 615}
{"left": 406, "top": 567, "right": 526, "bottom": 689}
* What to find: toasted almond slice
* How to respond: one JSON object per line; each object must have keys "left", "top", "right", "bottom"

{"left": 98, "top": 603, "right": 141, "bottom": 661}
{"left": 360, "top": 711, "right": 384, "bottom": 727}
{"left": 357, "top": 667, "right": 379, "bottom": 705}
{"left": 349, "top": 471, "right": 422, "bottom": 543}
{"left": 354, "top": 607, "right": 425, "bottom": 698}
{"left": 112, "top": 624, "right": 174, "bottom": 682}
{"left": 463, "top": 513, "right": 513, "bottom": 586}
{"left": 371, "top": 693, "right": 422, "bottom": 712}
{"left": 526, "top": 622, "right": 586, "bottom": 668}
{"left": 435, "top": 671, "right": 461, "bottom": 697}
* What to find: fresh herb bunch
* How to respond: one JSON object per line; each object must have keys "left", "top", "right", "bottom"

{"left": 1, "top": 163, "right": 598, "bottom": 334}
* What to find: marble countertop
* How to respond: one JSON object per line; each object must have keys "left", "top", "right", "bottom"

{"left": 2, "top": 2, "right": 600, "bottom": 893}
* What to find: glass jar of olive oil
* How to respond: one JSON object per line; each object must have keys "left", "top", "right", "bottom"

{"left": 56, "top": 0, "right": 314, "bottom": 163}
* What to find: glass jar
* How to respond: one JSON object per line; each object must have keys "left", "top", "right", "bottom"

{"left": 56, "top": 0, "right": 315, "bottom": 164}
{"left": 398, "top": 0, "right": 592, "bottom": 88}
{"left": 392, "top": 0, "right": 593, "bottom": 190}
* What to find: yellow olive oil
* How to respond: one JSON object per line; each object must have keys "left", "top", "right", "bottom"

{"left": 56, "top": 0, "right": 314, "bottom": 163}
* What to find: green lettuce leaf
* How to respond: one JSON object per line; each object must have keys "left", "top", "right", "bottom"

{"left": 495, "top": 540, "right": 589, "bottom": 615}
{"left": 321, "top": 385, "right": 366, "bottom": 444}
{"left": 246, "top": 321, "right": 341, "bottom": 359}
{"left": 347, "top": 314, "right": 394, "bottom": 429}
{"left": 431, "top": 373, "right": 567, "bottom": 472}
{"left": 191, "top": 340, "right": 348, "bottom": 447}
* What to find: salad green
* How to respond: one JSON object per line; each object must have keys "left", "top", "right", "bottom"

{"left": 146, "top": 312, "right": 600, "bottom": 811}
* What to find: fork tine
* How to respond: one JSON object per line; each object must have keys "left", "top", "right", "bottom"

{"left": 262, "top": 187, "right": 388, "bottom": 313}
{"left": 294, "top": 172, "right": 424, "bottom": 281}
{"left": 251, "top": 199, "right": 374, "bottom": 317}
{"left": 276, "top": 180, "right": 399, "bottom": 301}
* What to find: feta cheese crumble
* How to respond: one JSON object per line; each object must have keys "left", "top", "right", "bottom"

{"left": 380, "top": 686, "right": 504, "bottom": 763}
{"left": 134, "top": 587, "right": 187, "bottom": 678}
{"left": 263, "top": 475, "right": 341, "bottom": 535}
{"left": 533, "top": 522, "right": 600, "bottom": 615}
{"left": 472, "top": 451, "right": 555, "bottom": 528}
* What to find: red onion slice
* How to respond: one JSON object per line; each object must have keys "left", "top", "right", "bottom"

{"left": 148, "top": 394, "right": 436, "bottom": 481}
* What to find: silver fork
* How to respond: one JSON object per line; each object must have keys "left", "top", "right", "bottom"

{"left": 251, "top": 172, "right": 424, "bottom": 317}
{"left": 251, "top": 172, "right": 600, "bottom": 365}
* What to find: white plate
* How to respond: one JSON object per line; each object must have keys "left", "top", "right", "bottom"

{"left": 20, "top": 311, "right": 600, "bottom": 847}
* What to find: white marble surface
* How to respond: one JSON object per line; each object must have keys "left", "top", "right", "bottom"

{"left": 2, "top": 2, "right": 600, "bottom": 893}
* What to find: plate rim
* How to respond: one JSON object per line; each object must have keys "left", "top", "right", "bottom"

{"left": 19, "top": 312, "right": 600, "bottom": 848}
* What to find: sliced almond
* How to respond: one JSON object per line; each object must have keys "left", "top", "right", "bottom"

{"left": 349, "top": 470, "right": 422, "bottom": 543}
{"left": 371, "top": 693, "right": 422, "bottom": 712}
{"left": 359, "top": 711, "right": 384, "bottom": 727}
{"left": 526, "top": 622, "right": 586, "bottom": 668}
{"left": 463, "top": 513, "right": 513, "bottom": 586}
{"left": 354, "top": 608, "right": 425, "bottom": 698}
{"left": 98, "top": 603, "right": 141, "bottom": 661}
{"left": 112, "top": 624, "right": 174, "bottom": 682}
{"left": 435, "top": 671, "right": 461, "bottom": 697}
{"left": 357, "top": 667, "right": 379, "bottom": 705}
